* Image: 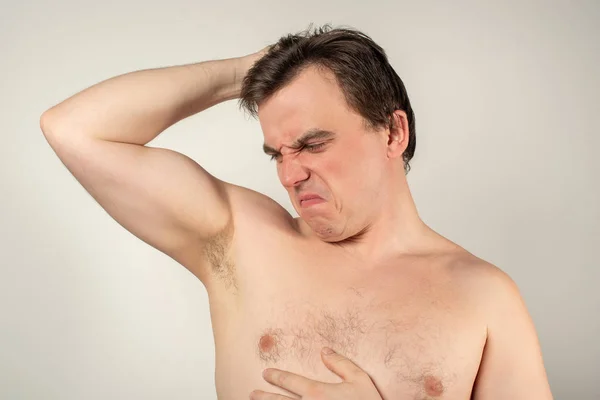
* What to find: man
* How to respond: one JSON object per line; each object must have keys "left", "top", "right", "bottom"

{"left": 40, "top": 25, "right": 553, "bottom": 399}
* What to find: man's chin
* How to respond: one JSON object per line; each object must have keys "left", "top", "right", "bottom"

{"left": 307, "top": 220, "right": 341, "bottom": 241}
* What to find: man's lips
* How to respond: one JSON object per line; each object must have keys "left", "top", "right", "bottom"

{"left": 299, "top": 194, "right": 325, "bottom": 207}
{"left": 298, "top": 193, "right": 323, "bottom": 202}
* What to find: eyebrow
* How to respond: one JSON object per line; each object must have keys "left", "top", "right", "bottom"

{"left": 263, "top": 128, "right": 336, "bottom": 155}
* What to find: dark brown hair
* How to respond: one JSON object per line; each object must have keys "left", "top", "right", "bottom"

{"left": 238, "top": 23, "right": 416, "bottom": 174}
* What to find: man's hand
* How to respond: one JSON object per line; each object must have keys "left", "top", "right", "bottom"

{"left": 250, "top": 347, "right": 383, "bottom": 400}
{"left": 234, "top": 45, "right": 271, "bottom": 92}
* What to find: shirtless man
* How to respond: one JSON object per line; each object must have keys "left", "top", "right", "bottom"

{"left": 40, "top": 26, "right": 553, "bottom": 400}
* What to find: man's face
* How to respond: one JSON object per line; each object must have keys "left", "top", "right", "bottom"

{"left": 257, "top": 66, "right": 390, "bottom": 242}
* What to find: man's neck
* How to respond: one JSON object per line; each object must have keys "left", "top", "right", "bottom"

{"left": 297, "top": 181, "right": 439, "bottom": 265}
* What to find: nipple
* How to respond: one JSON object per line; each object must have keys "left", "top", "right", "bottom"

{"left": 259, "top": 334, "right": 276, "bottom": 352}
{"left": 257, "top": 329, "right": 283, "bottom": 363}
{"left": 423, "top": 375, "right": 444, "bottom": 397}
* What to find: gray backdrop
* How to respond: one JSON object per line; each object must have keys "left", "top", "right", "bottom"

{"left": 1, "top": 0, "right": 598, "bottom": 399}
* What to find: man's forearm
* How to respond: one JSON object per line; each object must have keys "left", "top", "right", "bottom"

{"left": 41, "top": 57, "right": 242, "bottom": 145}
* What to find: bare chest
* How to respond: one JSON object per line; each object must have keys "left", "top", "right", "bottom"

{"left": 211, "top": 255, "right": 486, "bottom": 400}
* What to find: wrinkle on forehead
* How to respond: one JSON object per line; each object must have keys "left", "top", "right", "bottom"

{"left": 258, "top": 66, "right": 352, "bottom": 151}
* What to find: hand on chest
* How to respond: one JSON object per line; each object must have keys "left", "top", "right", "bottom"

{"left": 250, "top": 287, "right": 461, "bottom": 398}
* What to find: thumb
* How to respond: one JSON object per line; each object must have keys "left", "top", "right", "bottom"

{"left": 320, "top": 347, "right": 366, "bottom": 382}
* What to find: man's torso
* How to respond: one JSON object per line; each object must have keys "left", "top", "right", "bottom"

{"left": 201, "top": 195, "right": 489, "bottom": 400}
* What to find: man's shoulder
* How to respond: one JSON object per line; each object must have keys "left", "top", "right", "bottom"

{"left": 220, "top": 184, "right": 304, "bottom": 258}
{"left": 448, "top": 250, "right": 523, "bottom": 315}
{"left": 225, "top": 183, "right": 297, "bottom": 231}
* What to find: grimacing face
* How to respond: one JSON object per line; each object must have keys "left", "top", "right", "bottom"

{"left": 257, "top": 66, "right": 399, "bottom": 243}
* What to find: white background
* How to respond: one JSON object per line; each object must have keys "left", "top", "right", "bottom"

{"left": 1, "top": 0, "right": 598, "bottom": 399}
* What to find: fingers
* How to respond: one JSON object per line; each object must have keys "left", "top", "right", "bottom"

{"left": 249, "top": 390, "right": 295, "bottom": 400}
{"left": 320, "top": 347, "right": 368, "bottom": 382}
{"left": 262, "top": 368, "right": 318, "bottom": 395}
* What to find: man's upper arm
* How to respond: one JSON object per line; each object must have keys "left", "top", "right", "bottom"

{"left": 472, "top": 267, "right": 553, "bottom": 400}
{"left": 41, "top": 126, "right": 234, "bottom": 282}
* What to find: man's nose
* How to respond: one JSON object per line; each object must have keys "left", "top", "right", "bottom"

{"left": 278, "top": 153, "right": 310, "bottom": 188}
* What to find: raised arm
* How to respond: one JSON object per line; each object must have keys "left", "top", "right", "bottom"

{"left": 40, "top": 48, "right": 268, "bottom": 284}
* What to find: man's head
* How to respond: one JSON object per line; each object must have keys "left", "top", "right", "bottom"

{"left": 238, "top": 24, "right": 416, "bottom": 243}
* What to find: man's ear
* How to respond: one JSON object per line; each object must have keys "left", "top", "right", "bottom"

{"left": 387, "top": 110, "right": 409, "bottom": 158}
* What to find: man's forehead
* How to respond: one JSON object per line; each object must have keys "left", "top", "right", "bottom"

{"left": 258, "top": 67, "right": 345, "bottom": 152}
{"left": 262, "top": 128, "right": 337, "bottom": 154}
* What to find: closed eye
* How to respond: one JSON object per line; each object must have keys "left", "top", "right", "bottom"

{"left": 269, "top": 143, "right": 327, "bottom": 162}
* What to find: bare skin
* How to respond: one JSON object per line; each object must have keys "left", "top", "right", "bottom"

{"left": 40, "top": 45, "right": 553, "bottom": 400}
{"left": 251, "top": 347, "right": 384, "bottom": 399}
